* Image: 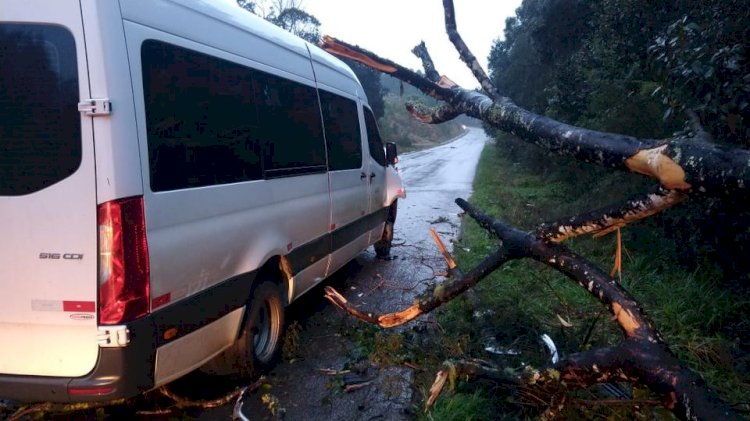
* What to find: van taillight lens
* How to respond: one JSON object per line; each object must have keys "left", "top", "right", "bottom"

{"left": 97, "top": 196, "right": 150, "bottom": 325}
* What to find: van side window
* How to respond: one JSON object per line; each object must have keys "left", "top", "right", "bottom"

{"left": 253, "top": 71, "right": 326, "bottom": 178}
{"left": 142, "top": 40, "right": 261, "bottom": 191}
{"left": 319, "top": 90, "right": 362, "bottom": 171}
{"left": 141, "top": 40, "right": 327, "bottom": 191}
{"left": 364, "top": 108, "right": 387, "bottom": 167}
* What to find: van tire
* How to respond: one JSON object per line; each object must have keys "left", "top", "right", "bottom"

{"left": 200, "top": 281, "right": 285, "bottom": 379}
{"left": 374, "top": 200, "right": 398, "bottom": 258}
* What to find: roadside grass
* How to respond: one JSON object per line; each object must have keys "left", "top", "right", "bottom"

{"left": 425, "top": 134, "right": 750, "bottom": 418}
{"left": 421, "top": 390, "right": 499, "bottom": 421}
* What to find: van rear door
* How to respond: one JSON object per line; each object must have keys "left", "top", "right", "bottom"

{"left": 0, "top": 0, "right": 99, "bottom": 377}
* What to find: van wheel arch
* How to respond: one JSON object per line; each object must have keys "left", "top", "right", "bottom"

{"left": 199, "top": 258, "right": 287, "bottom": 379}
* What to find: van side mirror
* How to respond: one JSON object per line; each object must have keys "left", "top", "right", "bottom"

{"left": 385, "top": 142, "right": 398, "bottom": 165}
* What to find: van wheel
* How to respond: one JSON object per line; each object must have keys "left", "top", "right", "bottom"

{"left": 200, "top": 281, "right": 285, "bottom": 379}
{"left": 375, "top": 201, "right": 398, "bottom": 258}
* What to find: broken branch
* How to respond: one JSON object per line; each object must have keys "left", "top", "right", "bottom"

{"left": 411, "top": 41, "right": 440, "bottom": 83}
{"left": 535, "top": 185, "right": 688, "bottom": 243}
{"left": 324, "top": 245, "right": 513, "bottom": 328}
{"left": 429, "top": 227, "right": 457, "bottom": 270}
{"left": 539, "top": 341, "right": 743, "bottom": 420}
{"left": 456, "top": 198, "right": 658, "bottom": 340}
{"left": 426, "top": 359, "right": 518, "bottom": 411}
{"left": 406, "top": 102, "right": 461, "bottom": 124}
{"left": 441, "top": 0, "right": 499, "bottom": 99}
{"left": 321, "top": 36, "right": 455, "bottom": 101}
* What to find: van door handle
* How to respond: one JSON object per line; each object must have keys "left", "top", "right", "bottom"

{"left": 360, "top": 172, "right": 367, "bottom": 181}
{"left": 369, "top": 172, "right": 376, "bottom": 181}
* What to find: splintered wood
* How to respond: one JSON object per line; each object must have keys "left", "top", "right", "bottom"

{"left": 430, "top": 227, "right": 457, "bottom": 270}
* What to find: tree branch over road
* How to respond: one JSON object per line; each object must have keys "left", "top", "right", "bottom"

{"left": 320, "top": 39, "right": 750, "bottom": 198}
{"left": 319, "top": 0, "right": 747, "bottom": 419}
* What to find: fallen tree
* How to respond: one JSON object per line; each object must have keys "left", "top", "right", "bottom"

{"left": 318, "top": 1, "right": 748, "bottom": 419}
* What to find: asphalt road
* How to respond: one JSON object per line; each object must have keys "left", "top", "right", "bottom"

{"left": 397, "top": 126, "right": 488, "bottom": 261}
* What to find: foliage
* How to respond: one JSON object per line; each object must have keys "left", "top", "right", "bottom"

{"left": 282, "top": 320, "right": 302, "bottom": 360}
{"left": 649, "top": 2, "right": 750, "bottom": 146}
{"left": 237, "top": 0, "right": 256, "bottom": 14}
{"left": 237, "top": 0, "right": 319, "bottom": 43}
{"left": 486, "top": 0, "right": 750, "bottom": 282}
{"left": 489, "top": 0, "right": 749, "bottom": 141}
{"left": 420, "top": 391, "right": 498, "bottom": 421}
{"left": 270, "top": 7, "right": 320, "bottom": 43}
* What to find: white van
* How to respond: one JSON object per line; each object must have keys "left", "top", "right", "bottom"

{"left": 0, "top": 0, "right": 405, "bottom": 402}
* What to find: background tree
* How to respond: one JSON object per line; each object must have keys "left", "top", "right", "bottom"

{"left": 342, "top": 59, "right": 385, "bottom": 119}
{"left": 487, "top": 0, "right": 750, "bottom": 283}
{"left": 237, "top": 0, "right": 320, "bottom": 43}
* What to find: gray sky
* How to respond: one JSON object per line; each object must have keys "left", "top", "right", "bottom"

{"left": 303, "top": 0, "right": 522, "bottom": 88}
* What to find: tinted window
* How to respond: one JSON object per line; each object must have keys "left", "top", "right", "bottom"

{"left": 142, "top": 40, "right": 326, "bottom": 191}
{"left": 0, "top": 24, "right": 81, "bottom": 196}
{"left": 320, "top": 91, "right": 361, "bottom": 171}
{"left": 364, "top": 108, "right": 387, "bottom": 167}
{"left": 142, "top": 40, "right": 262, "bottom": 191}
{"left": 253, "top": 71, "right": 325, "bottom": 178}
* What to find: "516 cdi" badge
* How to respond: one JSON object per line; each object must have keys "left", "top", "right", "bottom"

{"left": 39, "top": 252, "right": 84, "bottom": 260}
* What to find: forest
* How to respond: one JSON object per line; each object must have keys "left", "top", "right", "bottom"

{"left": 460, "top": 1, "right": 749, "bottom": 418}
{"left": 485, "top": 0, "right": 750, "bottom": 284}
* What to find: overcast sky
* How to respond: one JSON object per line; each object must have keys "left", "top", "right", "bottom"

{"left": 303, "top": 0, "right": 522, "bottom": 88}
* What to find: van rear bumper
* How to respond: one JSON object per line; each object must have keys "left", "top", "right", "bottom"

{"left": 0, "top": 316, "right": 157, "bottom": 403}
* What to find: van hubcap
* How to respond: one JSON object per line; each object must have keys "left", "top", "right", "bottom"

{"left": 253, "top": 298, "right": 280, "bottom": 361}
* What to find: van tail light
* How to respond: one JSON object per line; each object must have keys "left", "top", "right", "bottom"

{"left": 97, "top": 196, "right": 150, "bottom": 325}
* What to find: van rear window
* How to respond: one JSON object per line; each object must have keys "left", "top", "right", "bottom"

{"left": 0, "top": 24, "right": 81, "bottom": 196}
